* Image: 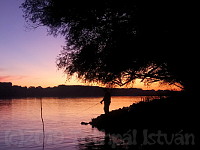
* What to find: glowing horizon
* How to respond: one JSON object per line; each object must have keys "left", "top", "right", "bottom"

{"left": 0, "top": 74, "right": 181, "bottom": 91}
{"left": 0, "top": 0, "right": 181, "bottom": 91}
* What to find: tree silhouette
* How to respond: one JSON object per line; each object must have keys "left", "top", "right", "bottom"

{"left": 21, "top": 0, "right": 196, "bottom": 92}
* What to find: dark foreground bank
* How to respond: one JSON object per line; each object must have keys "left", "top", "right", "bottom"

{"left": 89, "top": 93, "right": 199, "bottom": 150}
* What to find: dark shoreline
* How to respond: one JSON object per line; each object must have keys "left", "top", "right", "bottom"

{"left": 89, "top": 92, "right": 199, "bottom": 150}
{"left": 0, "top": 82, "right": 179, "bottom": 99}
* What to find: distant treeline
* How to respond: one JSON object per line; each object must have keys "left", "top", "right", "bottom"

{"left": 0, "top": 82, "right": 179, "bottom": 98}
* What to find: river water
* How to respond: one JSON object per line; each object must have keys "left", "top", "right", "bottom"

{"left": 0, "top": 96, "right": 143, "bottom": 150}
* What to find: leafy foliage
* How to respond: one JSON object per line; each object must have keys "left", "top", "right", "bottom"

{"left": 21, "top": 0, "right": 195, "bottom": 90}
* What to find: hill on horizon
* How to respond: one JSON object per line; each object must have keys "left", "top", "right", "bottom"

{"left": 0, "top": 82, "right": 179, "bottom": 98}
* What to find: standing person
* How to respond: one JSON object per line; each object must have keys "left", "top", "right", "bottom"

{"left": 100, "top": 88, "right": 111, "bottom": 114}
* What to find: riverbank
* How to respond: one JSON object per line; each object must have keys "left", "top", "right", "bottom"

{"left": 0, "top": 82, "right": 179, "bottom": 98}
{"left": 90, "top": 93, "right": 199, "bottom": 149}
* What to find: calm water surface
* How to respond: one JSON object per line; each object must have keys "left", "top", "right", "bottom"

{"left": 0, "top": 96, "right": 143, "bottom": 150}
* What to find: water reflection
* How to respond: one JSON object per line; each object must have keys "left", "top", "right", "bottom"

{"left": 0, "top": 99, "right": 12, "bottom": 106}
{"left": 0, "top": 97, "right": 142, "bottom": 150}
{"left": 78, "top": 130, "right": 141, "bottom": 150}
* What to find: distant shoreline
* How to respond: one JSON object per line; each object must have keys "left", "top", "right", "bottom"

{"left": 0, "top": 82, "right": 180, "bottom": 98}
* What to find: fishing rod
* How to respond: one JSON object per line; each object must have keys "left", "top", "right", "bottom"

{"left": 81, "top": 102, "right": 100, "bottom": 112}
{"left": 80, "top": 101, "right": 101, "bottom": 125}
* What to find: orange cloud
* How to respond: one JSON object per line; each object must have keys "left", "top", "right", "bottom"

{"left": 0, "top": 75, "right": 27, "bottom": 82}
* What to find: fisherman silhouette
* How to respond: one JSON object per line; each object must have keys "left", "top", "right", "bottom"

{"left": 100, "top": 88, "right": 111, "bottom": 114}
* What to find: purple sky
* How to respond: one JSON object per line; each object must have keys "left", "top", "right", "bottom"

{"left": 0, "top": 0, "right": 180, "bottom": 90}
{"left": 0, "top": 0, "right": 73, "bottom": 87}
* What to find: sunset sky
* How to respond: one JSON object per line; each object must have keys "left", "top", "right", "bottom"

{"left": 0, "top": 0, "right": 180, "bottom": 90}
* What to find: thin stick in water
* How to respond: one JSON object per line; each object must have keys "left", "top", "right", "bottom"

{"left": 40, "top": 98, "right": 45, "bottom": 150}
